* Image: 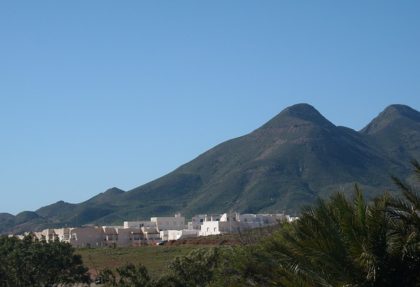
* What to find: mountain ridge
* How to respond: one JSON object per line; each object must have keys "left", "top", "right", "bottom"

{"left": 361, "top": 104, "right": 420, "bottom": 134}
{"left": 2, "top": 103, "right": 420, "bottom": 234}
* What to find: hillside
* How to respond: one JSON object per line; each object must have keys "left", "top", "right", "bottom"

{"left": 361, "top": 104, "right": 420, "bottom": 163}
{"left": 2, "top": 103, "right": 420, "bottom": 234}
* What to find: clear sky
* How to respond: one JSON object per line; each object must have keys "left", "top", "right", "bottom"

{"left": 0, "top": 1, "right": 419, "bottom": 214}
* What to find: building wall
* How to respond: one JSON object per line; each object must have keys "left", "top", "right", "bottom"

{"left": 199, "top": 221, "right": 221, "bottom": 236}
{"left": 68, "top": 227, "right": 104, "bottom": 248}
{"left": 53, "top": 228, "right": 72, "bottom": 242}
{"left": 114, "top": 227, "right": 144, "bottom": 247}
{"left": 151, "top": 214, "right": 186, "bottom": 231}
{"left": 123, "top": 221, "right": 157, "bottom": 229}
{"left": 188, "top": 214, "right": 207, "bottom": 230}
{"left": 161, "top": 229, "right": 199, "bottom": 241}
{"left": 177, "top": 229, "right": 199, "bottom": 240}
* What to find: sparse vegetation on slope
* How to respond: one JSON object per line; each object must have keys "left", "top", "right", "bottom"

{"left": 2, "top": 104, "right": 420, "bottom": 234}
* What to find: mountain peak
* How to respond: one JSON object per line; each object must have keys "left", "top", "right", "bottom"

{"left": 260, "top": 103, "right": 334, "bottom": 129}
{"left": 382, "top": 104, "right": 420, "bottom": 119}
{"left": 361, "top": 104, "right": 420, "bottom": 134}
{"left": 104, "top": 187, "right": 125, "bottom": 194}
{"left": 283, "top": 103, "right": 322, "bottom": 116}
{"left": 3, "top": 102, "right": 420, "bottom": 235}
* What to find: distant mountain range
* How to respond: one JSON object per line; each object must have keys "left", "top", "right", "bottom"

{"left": 1, "top": 103, "right": 420, "bottom": 234}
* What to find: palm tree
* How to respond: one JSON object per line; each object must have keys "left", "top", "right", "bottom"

{"left": 267, "top": 189, "right": 391, "bottom": 286}
{"left": 385, "top": 160, "right": 420, "bottom": 286}
{"left": 258, "top": 162, "right": 420, "bottom": 286}
{"left": 231, "top": 162, "right": 420, "bottom": 287}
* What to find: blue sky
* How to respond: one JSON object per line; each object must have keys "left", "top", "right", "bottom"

{"left": 0, "top": 1, "right": 419, "bottom": 214}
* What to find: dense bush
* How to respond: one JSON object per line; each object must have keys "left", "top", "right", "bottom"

{"left": 98, "top": 248, "right": 222, "bottom": 287}
{"left": 0, "top": 235, "right": 90, "bottom": 286}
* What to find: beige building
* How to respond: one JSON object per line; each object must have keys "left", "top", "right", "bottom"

{"left": 68, "top": 227, "right": 104, "bottom": 248}
{"left": 141, "top": 227, "right": 161, "bottom": 243}
{"left": 32, "top": 226, "right": 147, "bottom": 248}
{"left": 151, "top": 213, "right": 186, "bottom": 231}
{"left": 101, "top": 226, "right": 145, "bottom": 247}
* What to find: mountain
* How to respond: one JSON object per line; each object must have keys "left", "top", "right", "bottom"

{"left": 0, "top": 211, "right": 47, "bottom": 234}
{"left": 2, "top": 103, "right": 420, "bottom": 234}
{"left": 361, "top": 104, "right": 420, "bottom": 163}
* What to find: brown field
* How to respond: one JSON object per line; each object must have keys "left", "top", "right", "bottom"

{"left": 77, "top": 230, "right": 274, "bottom": 279}
{"left": 78, "top": 245, "right": 212, "bottom": 278}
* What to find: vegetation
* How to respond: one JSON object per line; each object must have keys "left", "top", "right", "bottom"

{"left": 1, "top": 161, "right": 419, "bottom": 286}
{"left": 77, "top": 245, "right": 214, "bottom": 278}
{"left": 3, "top": 103, "right": 420, "bottom": 235}
{"left": 95, "top": 161, "right": 420, "bottom": 287}
{"left": 97, "top": 248, "right": 223, "bottom": 287}
{"left": 0, "top": 235, "right": 90, "bottom": 286}
{"left": 222, "top": 188, "right": 419, "bottom": 286}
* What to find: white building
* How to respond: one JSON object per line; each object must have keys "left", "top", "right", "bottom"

{"left": 124, "top": 213, "right": 186, "bottom": 231}
{"left": 141, "top": 226, "right": 161, "bottom": 243}
{"left": 199, "top": 212, "right": 294, "bottom": 237}
{"left": 199, "top": 212, "right": 240, "bottom": 236}
{"left": 188, "top": 214, "right": 206, "bottom": 230}
{"left": 151, "top": 213, "right": 186, "bottom": 231}
{"left": 19, "top": 212, "right": 296, "bottom": 247}
{"left": 31, "top": 226, "right": 147, "bottom": 248}
{"left": 103, "top": 227, "right": 144, "bottom": 247}
{"left": 160, "top": 229, "right": 200, "bottom": 241}
{"left": 67, "top": 227, "right": 104, "bottom": 248}
{"left": 123, "top": 220, "right": 156, "bottom": 229}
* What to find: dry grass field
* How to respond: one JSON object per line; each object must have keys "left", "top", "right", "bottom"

{"left": 77, "top": 229, "right": 273, "bottom": 279}
{"left": 77, "top": 245, "right": 212, "bottom": 278}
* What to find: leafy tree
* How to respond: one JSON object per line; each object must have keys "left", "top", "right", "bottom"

{"left": 98, "top": 263, "right": 152, "bottom": 287}
{"left": 151, "top": 274, "right": 183, "bottom": 287}
{"left": 0, "top": 235, "right": 90, "bottom": 287}
{"left": 167, "top": 247, "right": 221, "bottom": 287}
{"left": 117, "top": 263, "right": 151, "bottom": 287}
{"left": 97, "top": 248, "right": 222, "bottom": 287}
{"left": 97, "top": 268, "right": 117, "bottom": 286}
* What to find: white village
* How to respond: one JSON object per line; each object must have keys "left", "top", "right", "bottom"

{"left": 11, "top": 212, "right": 298, "bottom": 248}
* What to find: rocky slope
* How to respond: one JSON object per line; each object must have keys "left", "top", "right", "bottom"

{"left": 2, "top": 103, "right": 419, "bottom": 234}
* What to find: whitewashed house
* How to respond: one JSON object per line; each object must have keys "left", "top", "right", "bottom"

{"left": 123, "top": 220, "right": 156, "bottom": 229}
{"left": 67, "top": 227, "right": 104, "bottom": 248}
{"left": 141, "top": 226, "right": 161, "bottom": 243}
{"left": 160, "top": 229, "right": 200, "bottom": 241}
{"left": 16, "top": 212, "right": 297, "bottom": 247}
{"left": 188, "top": 214, "right": 207, "bottom": 230}
{"left": 199, "top": 212, "right": 241, "bottom": 236}
{"left": 151, "top": 213, "right": 186, "bottom": 231}
{"left": 198, "top": 212, "right": 293, "bottom": 236}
